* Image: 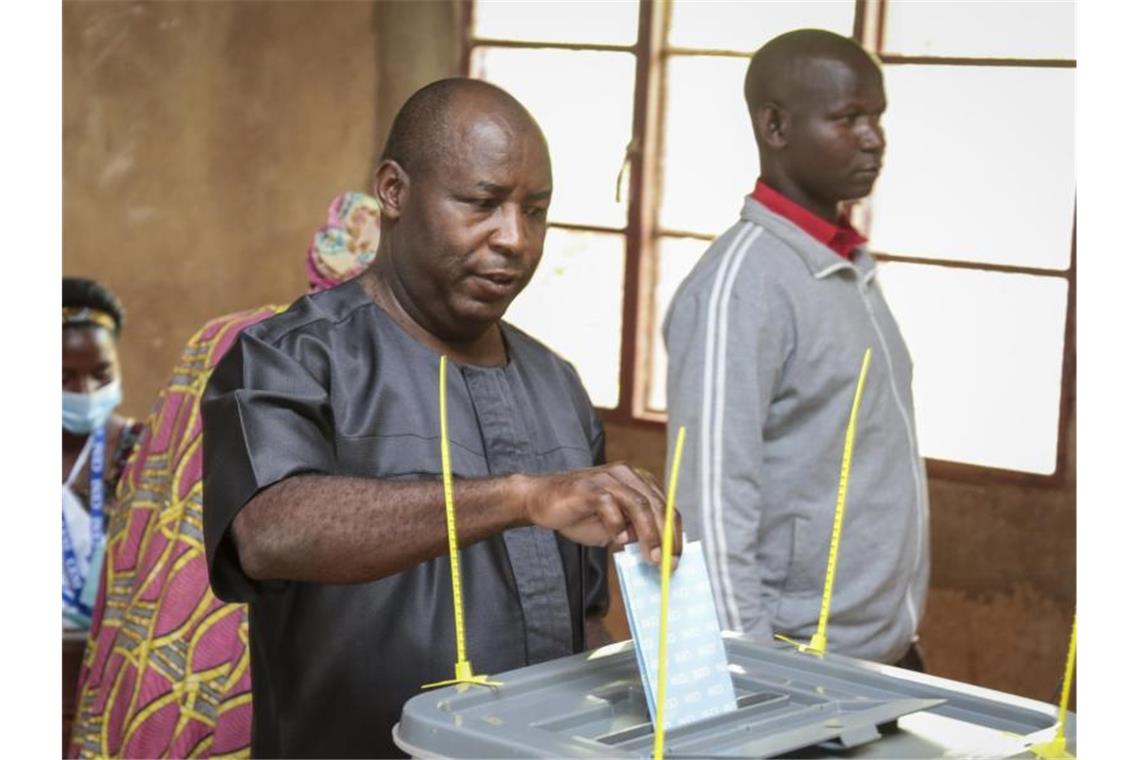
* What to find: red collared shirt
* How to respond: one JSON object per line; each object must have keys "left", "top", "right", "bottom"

{"left": 751, "top": 179, "right": 867, "bottom": 261}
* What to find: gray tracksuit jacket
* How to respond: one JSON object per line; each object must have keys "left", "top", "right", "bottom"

{"left": 664, "top": 197, "right": 930, "bottom": 664}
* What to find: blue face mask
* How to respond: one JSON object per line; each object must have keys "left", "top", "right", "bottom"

{"left": 62, "top": 380, "right": 122, "bottom": 434}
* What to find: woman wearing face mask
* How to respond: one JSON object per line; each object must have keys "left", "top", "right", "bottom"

{"left": 62, "top": 276, "right": 142, "bottom": 630}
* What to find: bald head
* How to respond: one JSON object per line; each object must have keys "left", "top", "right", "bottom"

{"left": 381, "top": 78, "right": 546, "bottom": 181}
{"left": 745, "top": 29, "right": 879, "bottom": 118}
{"left": 369, "top": 77, "right": 553, "bottom": 352}
{"left": 741, "top": 29, "right": 887, "bottom": 222}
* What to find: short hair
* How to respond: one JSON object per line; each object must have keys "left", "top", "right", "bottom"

{"left": 63, "top": 276, "right": 124, "bottom": 337}
{"left": 379, "top": 78, "right": 536, "bottom": 178}
{"left": 745, "top": 29, "right": 878, "bottom": 114}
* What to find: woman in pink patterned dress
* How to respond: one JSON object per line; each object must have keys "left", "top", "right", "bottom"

{"left": 68, "top": 194, "right": 379, "bottom": 758}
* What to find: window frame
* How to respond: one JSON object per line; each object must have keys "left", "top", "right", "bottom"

{"left": 461, "top": 0, "right": 1076, "bottom": 488}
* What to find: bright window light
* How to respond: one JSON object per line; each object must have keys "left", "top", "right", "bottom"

{"left": 668, "top": 0, "right": 854, "bottom": 52}
{"left": 657, "top": 56, "right": 755, "bottom": 235}
{"left": 883, "top": 0, "right": 1075, "bottom": 59}
{"left": 471, "top": 47, "right": 636, "bottom": 229}
{"left": 650, "top": 236, "right": 709, "bottom": 411}
{"left": 473, "top": 0, "right": 639, "bottom": 46}
{"left": 876, "top": 263, "right": 1069, "bottom": 474}
{"left": 870, "top": 65, "right": 1074, "bottom": 270}
{"left": 506, "top": 229, "right": 626, "bottom": 409}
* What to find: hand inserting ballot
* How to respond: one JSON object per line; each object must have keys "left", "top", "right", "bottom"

{"left": 512, "top": 462, "right": 683, "bottom": 566}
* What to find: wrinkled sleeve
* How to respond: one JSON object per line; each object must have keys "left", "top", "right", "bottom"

{"left": 664, "top": 274, "right": 790, "bottom": 642}
{"left": 584, "top": 412, "right": 610, "bottom": 617}
{"left": 201, "top": 331, "right": 335, "bottom": 602}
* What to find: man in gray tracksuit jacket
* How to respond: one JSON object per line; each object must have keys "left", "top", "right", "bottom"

{"left": 664, "top": 29, "right": 929, "bottom": 666}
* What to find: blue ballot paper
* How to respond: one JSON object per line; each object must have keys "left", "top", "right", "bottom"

{"left": 613, "top": 540, "right": 738, "bottom": 731}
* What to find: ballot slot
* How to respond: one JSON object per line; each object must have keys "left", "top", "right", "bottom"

{"left": 531, "top": 678, "right": 787, "bottom": 746}
{"left": 516, "top": 679, "right": 921, "bottom": 756}
{"left": 579, "top": 670, "right": 930, "bottom": 755}
{"left": 591, "top": 689, "right": 788, "bottom": 747}
{"left": 524, "top": 665, "right": 906, "bottom": 750}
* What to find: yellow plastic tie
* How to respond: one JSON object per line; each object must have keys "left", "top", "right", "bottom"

{"left": 421, "top": 355, "right": 501, "bottom": 691}
{"left": 774, "top": 348, "right": 872, "bottom": 657}
{"left": 1029, "top": 613, "right": 1076, "bottom": 759}
{"left": 773, "top": 633, "right": 824, "bottom": 657}
{"left": 653, "top": 426, "right": 686, "bottom": 760}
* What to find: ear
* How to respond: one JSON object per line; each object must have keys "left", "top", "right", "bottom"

{"left": 373, "top": 159, "right": 409, "bottom": 221}
{"left": 755, "top": 103, "right": 789, "bottom": 150}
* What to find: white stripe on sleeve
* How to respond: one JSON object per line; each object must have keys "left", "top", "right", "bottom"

{"left": 699, "top": 224, "right": 762, "bottom": 632}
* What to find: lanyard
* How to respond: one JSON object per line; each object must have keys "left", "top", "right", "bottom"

{"left": 62, "top": 426, "right": 106, "bottom": 608}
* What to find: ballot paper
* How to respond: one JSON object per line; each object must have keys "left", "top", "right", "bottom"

{"left": 613, "top": 540, "right": 737, "bottom": 731}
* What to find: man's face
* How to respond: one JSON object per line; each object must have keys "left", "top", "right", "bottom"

{"left": 779, "top": 56, "right": 887, "bottom": 211}
{"left": 386, "top": 108, "right": 552, "bottom": 342}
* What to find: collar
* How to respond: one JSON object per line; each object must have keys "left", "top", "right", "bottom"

{"left": 739, "top": 197, "right": 878, "bottom": 284}
{"left": 751, "top": 179, "right": 867, "bottom": 261}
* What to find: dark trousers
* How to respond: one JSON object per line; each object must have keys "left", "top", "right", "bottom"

{"left": 893, "top": 642, "right": 926, "bottom": 673}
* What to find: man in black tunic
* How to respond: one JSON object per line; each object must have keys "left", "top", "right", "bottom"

{"left": 201, "top": 78, "right": 678, "bottom": 758}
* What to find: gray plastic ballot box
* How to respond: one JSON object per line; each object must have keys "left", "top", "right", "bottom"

{"left": 393, "top": 634, "right": 1076, "bottom": 758}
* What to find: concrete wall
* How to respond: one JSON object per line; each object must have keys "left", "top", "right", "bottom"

{"left": 919, "top": 408, "right": 1076, "bottom": 704}
{"left": 63, "top": 0, "right": 1075, "bottom": 707}
{"left": 63, "top": 0, "right": 460, "bottom": 419}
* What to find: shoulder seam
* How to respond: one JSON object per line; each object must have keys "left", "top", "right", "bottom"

{"left": 255, "top": 294, "right": 378, "bottom": 348}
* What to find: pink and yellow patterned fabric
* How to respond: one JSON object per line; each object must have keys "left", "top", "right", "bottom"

{"left": 69, "top": 305, "right": 283, "bottom": 758}
{"left": 69, "top": 192, "right": 380, "bottom": 758}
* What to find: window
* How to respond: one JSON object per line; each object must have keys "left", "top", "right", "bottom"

{"left": 464, "top": 0, "right": 1075, "bottom": 480}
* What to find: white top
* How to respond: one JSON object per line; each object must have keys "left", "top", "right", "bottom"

{"left": 62, "top": 435, "right": 94, "bottom": 630}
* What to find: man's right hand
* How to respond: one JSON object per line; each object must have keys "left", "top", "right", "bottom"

{"left": 512, "top": 463, "right": 682, "bottom": 565}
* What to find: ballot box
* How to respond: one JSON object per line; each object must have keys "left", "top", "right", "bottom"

{"left": 393, "top": 633, "right": 1076, "bottom": 758}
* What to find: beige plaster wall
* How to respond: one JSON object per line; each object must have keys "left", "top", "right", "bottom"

{"left": 63, "top": 0, "right": 461, "bottom": 420}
